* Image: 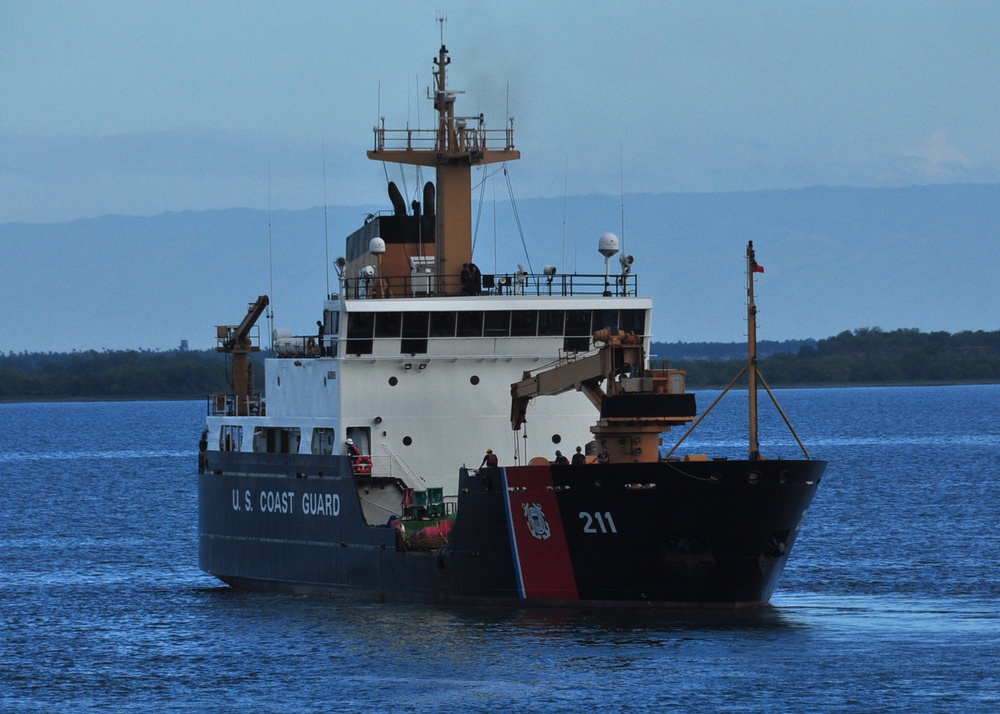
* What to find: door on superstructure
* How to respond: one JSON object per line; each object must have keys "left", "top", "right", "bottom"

{"left": 345, "top": 427, "right": 371, "bottom": 458}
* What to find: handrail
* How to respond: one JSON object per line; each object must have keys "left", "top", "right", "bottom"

{"left": 378, "top": 443, "right": 425, "bottom": 489}
{"left": 341, "top": 272, "right": 638, "bottom": 299}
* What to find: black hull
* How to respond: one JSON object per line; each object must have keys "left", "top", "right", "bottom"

{"left": 199, "top": 452, "right": 824, "bottom": 608}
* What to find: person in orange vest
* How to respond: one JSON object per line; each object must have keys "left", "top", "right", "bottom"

{"left": 480, "top": 448, "right": 499, "bottom": 469}
{"left": 346, "top": 437, "right": 360, "bottom": 463}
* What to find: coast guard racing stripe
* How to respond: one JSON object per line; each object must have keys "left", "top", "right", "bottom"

{"left": 502, "top": 466, "right": 579, "bottom": 601}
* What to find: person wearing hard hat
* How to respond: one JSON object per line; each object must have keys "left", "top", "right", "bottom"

{"left": 480, "top": 448, "right": 499, "bottom": 469}
{"left": 346, "top": 437, "right": 360, "bottom": 462}
{"left": 553, "top": 450, "right": 569, "bottom": 465}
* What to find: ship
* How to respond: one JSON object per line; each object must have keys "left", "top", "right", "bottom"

{"left": 198, "top": 39, "right": 826, "bottom": 608}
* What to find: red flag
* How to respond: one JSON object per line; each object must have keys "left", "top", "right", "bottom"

{"left": 753, "top": 263, "right": 765, "bottom": 273}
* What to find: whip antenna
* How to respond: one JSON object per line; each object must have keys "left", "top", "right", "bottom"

{"left": 267, "top": 162, "right": 275, "bottom": 350}
{"left": 323, "top": 142, "right": 330, "bottom": 297}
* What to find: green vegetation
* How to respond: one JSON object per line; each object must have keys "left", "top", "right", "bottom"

{"left": 1, "top": 328, "right": 998, "bottom": 400}
{"left": 0, "top": 349, "right": 246, "bottom": 401}
{"left": 670, "top": 328, "right": 1000, "bottom": 388}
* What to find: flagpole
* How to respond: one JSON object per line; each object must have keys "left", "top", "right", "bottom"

{"left": 747, "top": 241, "right": 760, "bottom": 461}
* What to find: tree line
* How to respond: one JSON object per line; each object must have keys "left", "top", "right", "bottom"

{"left": 1, "top": 328, "right": 998, "bottom": 400}
{"left": 668, "top": 328, "right": 1000, "bottom": 387}
{"left": 0, "top": 349, "right": 253, "bottom": 400}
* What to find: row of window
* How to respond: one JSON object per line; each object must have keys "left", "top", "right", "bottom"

{"left": 342, "top": 308, "right": 645, "bottom": 356}
{"left": 220, "top": 425, "right": 361, "bottom": 455}
{"left": 346, "top": 309, "right": 645, "bottom": 340}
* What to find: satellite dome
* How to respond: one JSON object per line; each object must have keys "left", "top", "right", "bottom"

{"left": 598, "top": 233, "right": 620, "bottom": 258}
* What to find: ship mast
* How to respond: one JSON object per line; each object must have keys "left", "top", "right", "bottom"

{"left": 664, "top": 242, "right": 812, "bottom": 461}
{"left": 747, "top": 241, "right": 761, "bottom": 461}
{"left": 368, "top": 36, "right": 520, "bottom": 295}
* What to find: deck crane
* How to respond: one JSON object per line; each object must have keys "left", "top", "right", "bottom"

{"left": 216, "top": 295, "right": 269, "bottom": 416}
{"left": 510, "top": 328, "right": 697, "bottom": 463}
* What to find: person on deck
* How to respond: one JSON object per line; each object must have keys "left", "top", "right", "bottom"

{"left": 198, "top": 429, "right": 209, "bottom": 473}
{"left": 480, "top": 448, "right": 499, "bottom": 469}
{"left": 346, "top": 438, "right": 360, "bottom": 462}
{"left": 597, "top": 442, "right": 610, "bottom": 464}
{"left": 553, "top": 450, "right": 569, "bottom": 465}
{"left": 571, "top": 446, "right": 587, "bottom": 465}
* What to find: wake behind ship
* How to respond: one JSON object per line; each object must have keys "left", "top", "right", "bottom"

{"left": 198, "top": 38, "right": 826, "bottom": 608}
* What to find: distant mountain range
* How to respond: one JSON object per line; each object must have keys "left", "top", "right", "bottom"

{"left": 2, "top": 183, "right": 998, "bottom": 353}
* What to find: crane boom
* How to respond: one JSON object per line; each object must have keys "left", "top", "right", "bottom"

{"left": 216, "top": 295, "right": 269, "bottom": 416}
{"left": 509, "top": 329, "right": 697, "bottom": 463}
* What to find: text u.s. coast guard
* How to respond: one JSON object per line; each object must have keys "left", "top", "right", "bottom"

{"left": 232, "top": 489, "right": 340, "bottom": 516}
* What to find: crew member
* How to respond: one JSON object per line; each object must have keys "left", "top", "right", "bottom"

{"left": 480, "top": 448, "right": 499, "bottom": 469}
{"left": 346, "top": 437, "right": 371, "bottom": 476}
{"left": 198, "top": 429, "right": 209, "bottom": 473}
{"left": 597, "top": 442, "right": 610, "bottom": 464}
{"left": 346, "top": 437, "right": 360, "bottom": 462}
{"left": 553, "top": 450, "right": 569, "bottom": 465}
{"left": 571, "top": 446, "right": 586, "bottom": 465}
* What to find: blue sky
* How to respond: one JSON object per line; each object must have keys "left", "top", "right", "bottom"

{"left": 3, "top": 0, "right": 999, "bottom": 223}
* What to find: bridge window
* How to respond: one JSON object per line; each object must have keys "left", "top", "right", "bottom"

{"left": 511, "top": 310, "right": 537, "bottom": 336}
{"left": 565, "top": 310, "right": 591, "bottom": 336}
{"left": 564, "top": 310, "right": 592, "bottom": 352}
{"left": 591, "top": 309, "right": 618, "bottom": 333}
{"left": 538, "top": 310, "right": 564, "bottom": 336}
{"left": 347, "top": 313, "right": 374, "bottom": 355}
{"left": 484, "top": 311, "right": 511, "bottom": 337}
{"left": 457, "top": 311, "right": 484, "bottom": 337}
{"left": 375, "top": 312, "right": 402, "bottom": 338}
{"left": 620, "top": 309, "right": 645, "bottom": 333}
{"left": 430, "top": 312, "right": 456, "bottom": 337}
{"left": 401, "top": 311, "right": 429, "bottom": 354}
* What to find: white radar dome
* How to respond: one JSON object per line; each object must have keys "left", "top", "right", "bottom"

{"left": 369, "top": 237, "right": 386, "bottom": 254}
{"left": 598, "top": 232, "right": 620, "bottom": 258}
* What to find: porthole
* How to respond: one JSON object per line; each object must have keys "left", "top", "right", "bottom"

{"left": 388, "top": 376, "right": 398, "bottom": 386}
{"left": 403, "top": 436, "right": 413, "bottom": 446}
{"left": 551, "top": 434, "right": 562, "bottom": 444}
{"left": 470, "top": 375, "right": 480, "bottom": 385}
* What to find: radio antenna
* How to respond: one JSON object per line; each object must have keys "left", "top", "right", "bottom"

{"left": 323, "top": 141, "right": 330, "bottom": 297}
{"left": 266, "top": 162, "right": 275, "bottom": 351}
{"left": 619, "top": 141, "right": 626, "bottom": 255}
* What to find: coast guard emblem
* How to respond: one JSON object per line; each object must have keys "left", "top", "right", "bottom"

{"left": 523, "top": 502, "right": 551, "bottom": 540}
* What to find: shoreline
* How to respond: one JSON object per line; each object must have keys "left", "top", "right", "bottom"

{"left": 3, "top": 380, "right": 999, "bottom": 405}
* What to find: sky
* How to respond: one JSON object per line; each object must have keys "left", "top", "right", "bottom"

{"left": 3, "top": 0, "right": 999, "bottom": 224}
{"left": 1, "top": 1, "right": 999, "bottom": 352}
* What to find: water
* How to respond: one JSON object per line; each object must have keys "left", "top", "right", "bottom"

{"left": 1, "top": 387, "right": 998, "bottom": 712}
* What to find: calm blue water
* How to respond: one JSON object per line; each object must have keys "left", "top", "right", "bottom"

{"left": 1, "top": 386, "right": 998, "bottom": 712}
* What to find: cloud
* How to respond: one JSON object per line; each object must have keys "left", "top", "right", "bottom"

{"left": 896, "top": 130, "right": 972, "bottom": 182}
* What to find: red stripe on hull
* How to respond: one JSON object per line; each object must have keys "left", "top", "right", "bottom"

{"left": 503, "top": 465, "right": 579, "bottom": 600}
